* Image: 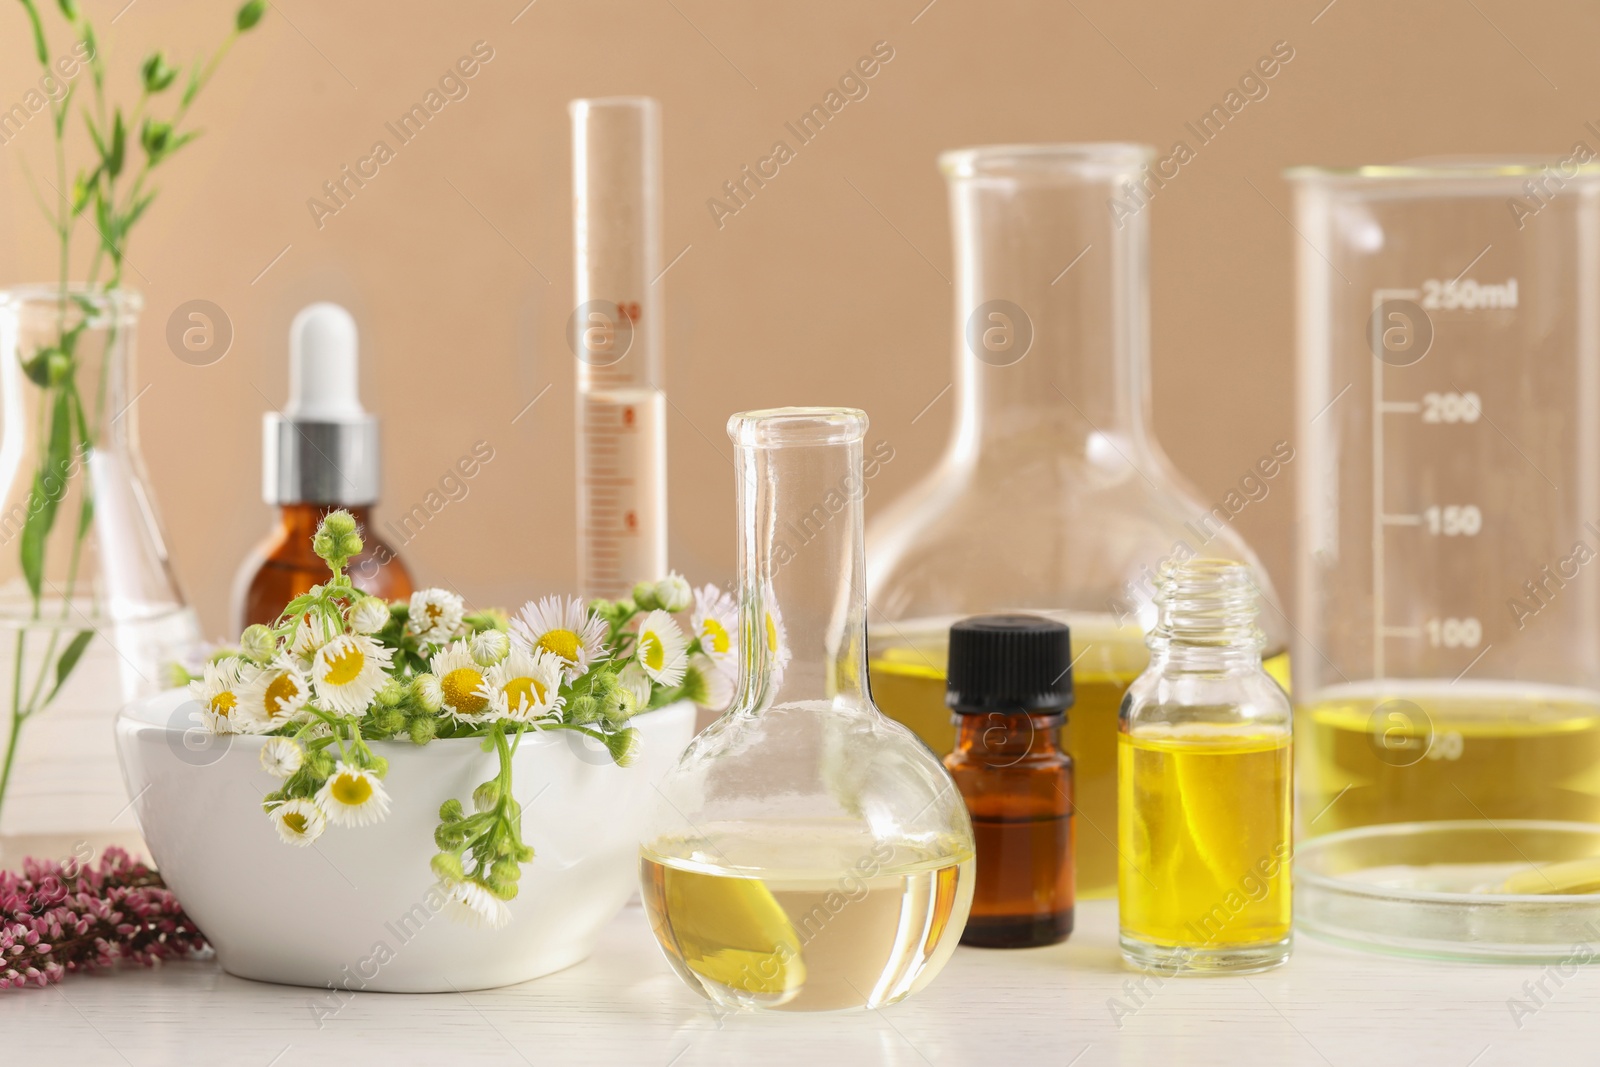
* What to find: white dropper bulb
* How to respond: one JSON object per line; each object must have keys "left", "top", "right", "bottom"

{"left": 286, "top": 302, "right": 365, "bottom": 420}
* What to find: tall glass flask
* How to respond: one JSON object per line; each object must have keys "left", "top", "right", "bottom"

{"left": 641, "top": 407, "right": 975, "bottom": 1013}
{"left": 867, "top": 145, "right": 1285, "bottom": 897}
{"left": 570, "top": 97, "right": 668, "bottom": 599}
{"left": 1289, "top": 162, "right": 1600, "bottom": 834}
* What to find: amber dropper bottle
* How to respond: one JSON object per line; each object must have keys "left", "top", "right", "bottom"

{"left": 233, "top": 303, "right": 412, "bottom": 630}
{"left": 943, "top": 614, "right": 1075, "bottom": 948}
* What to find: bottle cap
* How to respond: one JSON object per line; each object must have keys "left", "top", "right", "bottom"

{"left": 263, "top": 302, "right": 380, "bottom": 506}
{"left": 945, "top": 614, "right": 1074, "bottom": 714}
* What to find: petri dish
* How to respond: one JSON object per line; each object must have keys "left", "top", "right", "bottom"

{"left": 1294, "top": 820, "right": 1600, "bottom": 963}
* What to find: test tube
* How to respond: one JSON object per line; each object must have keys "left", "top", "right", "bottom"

{"left": 570, "top": 97, "right": 668, "bottom": 599}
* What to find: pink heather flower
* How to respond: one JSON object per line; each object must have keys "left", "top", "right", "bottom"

{"left": 0, "top": 847, "right": 206, "bottom": 990}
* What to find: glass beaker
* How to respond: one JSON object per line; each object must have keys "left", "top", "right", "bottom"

{"left": 866, "top": 145, "right": 1286, "bottom": 898}
{"left": 641, "top": 407, "right": 975, "bottom": 1013}
{"left": 1288, "top": 161, "right": 1600, "bottom": 835}
{"left": 0, "top": 287, "right": 200, "bottom": 862}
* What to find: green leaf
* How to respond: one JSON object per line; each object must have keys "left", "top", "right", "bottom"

{"left": 45, "top": 631, "right": 96, "bottom": 705}
{"left": 106, "top": 110, "right": 125, "bottom": 179}
{"left": 19, "top": 483, "right": 45, "bottom": 601}
{"left": 122, "top": 191, "right": 156, "bottom": 231}
{"left": 236, "top": 0, "right": 266, "bottom": 31}
{"left": 181, "top": 58, "right": 203, "bottom": 108}
{"left": 56, "top": 0, "right": 78, "bottom": 19}
{"left": 19, "top": 0, "right": 48, "bottom": 66}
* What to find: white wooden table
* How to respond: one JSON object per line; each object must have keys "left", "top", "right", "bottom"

{"left": 3, "top": 899, "right": 1596, "bottom": 1065}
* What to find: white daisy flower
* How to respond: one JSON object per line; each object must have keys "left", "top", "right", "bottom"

{"left": 259, "top": 737, "right": 304, "bottom": 778}
{"left": 316, "top": 761, "right": 391, "bottom": 826}
{"left": 509, "top": 596, "right": 607, "bottom": 680}
{"left": 691, "top": 584, "right": 738, "bottom": 669}
{"left": 237, "top": 660, "right": 311, "bottom": 732}
{"left": 765, "top": 599, "right": 793, "bottom": 678}
{"left": 269, "top": 798, "right": 326, "bottom": 846}
{"left": 440, "top": 877, "right": 511, "bottom": 929}
{"left": 617, "top": 659, "right": 653, "bottom": 711}
{"left": 654, "top": 572, "right": 692, "bottom": 613}
{"left": 690, "top": 651, "right": 735, "bottom": 712}
{"left": 634, "top": 609, "right": 688, "bottom": 687}
{"left": 190, "top": 658, "right": 257, "bottom": 734}
{"left": 470, "top": 629, "right": 509, "bottom": 667}
{"left": 289, "top": 610, "right": 341, "bottom": 657}
{"left": 408, "top": 588, "right": 465, "bottom": 644}
{"left": 310, "top": 634, "right": 394, "bottom": 715}
{"left": 482, "top": 647, "right": 564, "bottom": 722}
{"left": 350, "top": 596, "right": 391, "bottom": 635}
{"left": 429, "top": 641, "right": 492, "bottom": 722}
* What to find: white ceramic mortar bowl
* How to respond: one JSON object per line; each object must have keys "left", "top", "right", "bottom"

{"left": 114, "top": 688, "right": 694, "bottom": 992}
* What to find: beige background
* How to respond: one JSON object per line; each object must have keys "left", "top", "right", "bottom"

{"left": 0, "top": 0, "right": 1593, "bottom": 636}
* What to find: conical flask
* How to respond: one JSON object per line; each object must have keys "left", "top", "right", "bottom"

{"left": 641, "top": 407, "right": 974, "bottom": 1013}
{"left": 865, "top": 145, "right": 1287, "bottom": 898}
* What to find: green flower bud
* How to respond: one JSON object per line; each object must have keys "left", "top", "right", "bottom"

{"left": 567, "top": 694, "right": 601, "bottom": 724}
{"left": 488, "top": 879, "right": 519, "bottom": 902}
{"left": 605, "top": 726, "right": 640, "bottom": 767}
{"left": 236, "top": 0, "right": 267, "bottom": 31}
{"left": 472, "top": 780, "right": 500, "bottom": 813}
{"left": 411, "top": 673, "right": 443, "bottom": 713}
{"left": 463, "top": 608, "right": 508, "bottom": 633}
{"left": 631, "top": 581, "right": 659, "bottom": 611}
{"left": 370, "top": 706, "right": 405, "bottom": 734}
{"left": 676, "top": 664, "right": 710, "bottom": 708}
{"left": 439, "top": 798, "right": 465, "bottom": 823}
{"left": 514, "top": 843, "right": 535, "bottom": 863}
{"left": 239, "top": 624, "right": 276, "bottom": 663}
{"left": 433, "top": 822, "right": 467, "bottom": 850}
{"left": 365, "top": 755, "right": 389, "bottom": 778}
{"left": 407, "top": 714, "right": 438, "bottom": 745}
{"left": 307, "top": 751, "right": 335, "bottom": 777}
{"left": 312, "top": 510, "right": 363, "bottom": 570}
{"left": 491, "top": 857, "right": 522, "bottom": 884}
{"left": 654, "top": 572, "right": 692, "bottom": 613}
{"left": 430, "top": 852, "right": 464, "bottom": 882}
{"left": 603, "top": 684, "right": 639, "bottom": 724}
{"left": 375, "top": 679, "right": 405, "bottom": 707}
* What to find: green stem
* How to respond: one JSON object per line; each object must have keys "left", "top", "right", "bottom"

{"left": 0, "top": 631, "right": 30, "bottom": 827}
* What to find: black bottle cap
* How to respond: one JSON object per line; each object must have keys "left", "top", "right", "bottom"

{"left": 945, "top": 614, "right": 1074, "bottom": 714}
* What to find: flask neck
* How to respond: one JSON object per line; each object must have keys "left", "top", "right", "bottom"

{"left": 729, "top": 408, "right": 872, "bottom": 711}
{"left": 943, "top": 147, "right": 1154, "bottom": 460}
{"left": 1146, "top": 558, "right": 1266, "bottom": 672}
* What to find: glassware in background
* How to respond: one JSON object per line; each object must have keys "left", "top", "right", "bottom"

{"left": 943, "top": 614, "right": 1075, "bottom": 948}
{"left": 1288, "top": 162, "right": 1600, "bottom": 836}
{"left": 867, "top": 144, "right": 1286, "bottom": 898}
{"left": 0, "top": 287, "right": 199, "bottom": 863}
{"left": 570, "top": 97, "right": 668, "bottom": 600}
{"left": 1118, "top": 559, "right": 1292, "bottom": 974}
{"left": 641, "top": 407, "right": 974, "bottom": 1013}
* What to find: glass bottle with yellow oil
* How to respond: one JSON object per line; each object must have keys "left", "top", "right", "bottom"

{"left": 866, "top": 144, "right": 1288, "bottom": 899}
{"left": 1118, "top": 559, "right": 1291, "bottom": 974}
{"left": 640, "top": 408, "right": 975, "bottom": 1013}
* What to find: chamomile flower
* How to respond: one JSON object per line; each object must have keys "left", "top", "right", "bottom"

{"left": 289, "top": 610, "right": 340, "bottom": 657}
{"left": 633, "top": 610, "right": 688, "bottom": 687}
{"left": 617, "top": 660, "right": 653, "bottom": 711}
{"left": 269, "top": 798, "right": 326, "bottom": 846}
{"left": 470, "top": 629, "right": 509, "bottom": 667}
{"left": 440, "top": 877, "right": 511, "bottom": 929}
{"left": 482, "top": 647, "right": 565, "bottom": 722}
{"left": 237, "top": 660, "right": 311, "bottom": 731}
{"left": 430, "top": 641, "right": 492, "bottom": 722}
{"left": 654, "top": 572, "right": 692, "bottom": 613}
{"left": 316, "top": 761, "right": 391, "bottom": 827}
{"left": 350, "top": 596, "right": 391, "bottom": 635}
{"left": 311, "top": 634, "right": 394, "bottom": 715}
{"left": 691, "top": 584, "right": 738, "bottom": 670}
{"left": 190, "top": 658, "right": 257, "bottom": 734}
{"left": 690, "top": 651, "right": 734, "bottom": 712}
{"left": 765, "top": 599, "right": 792, "bottom": 678}
{"left": 509, "top": 596, "right": 607, "bottom": 681}
{"left": 408, "top": 588, "right": 465, "bottom": 644}
{"left": 259, "top": 737, "right": 304, "bottom": 778}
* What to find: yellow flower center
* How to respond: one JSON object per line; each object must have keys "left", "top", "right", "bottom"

{"left": 640, "top": 631, "right": 665, "bottom": 672}
{"left": 502, "top": 676, "right": 548, "bottom": 711}
{"left": 766, "top": 612, "right": 779, "bottom": 653}
{"left": 323, "top": 643, "right": 366, "bottom": 686}
{"left": 701, "top": 618, "right": 730, "bottom": 655}
{"left": 426, "top": 602, "right": 444, "bottom": 625}
{"left": 210, "top": 690, "right": 237, "bottom": 718}
{"left": 330, "top": 772, "right": 373, "bottom": 807}
{"left": 264, "top": 673, "right": 299, "bottom": 717}
{"left": 538, "top": 628, "right": 581, "bottom": 663}
{"left": 442, "top": 666, "right": 488, "bottom": 714}
{"left": 282, "top": 811, "right": 309, "bottom": 835}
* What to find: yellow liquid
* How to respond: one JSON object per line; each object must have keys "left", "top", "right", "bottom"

{"left": 640, "top": 829, "right": 974, "bottom": 1012}
{"left": 870, "top": 623, "right": 1288, "bottom": 900}
{"left": 1296, "top": 682, "right": 1600, "bottom": 835}
{"left": 1117, "top": 724, "right": 1291, "bottom": 948}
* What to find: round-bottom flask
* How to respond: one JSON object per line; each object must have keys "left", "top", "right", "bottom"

{"left": 641, "top": 408, "right": 975, "bottom": 1013}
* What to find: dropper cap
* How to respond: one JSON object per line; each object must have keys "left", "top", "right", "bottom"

{"left": 945, "top": 614, "right": 1075, "bottom": 714}
{"left": 263, "top": 302, "right": 380, "bottom": 506}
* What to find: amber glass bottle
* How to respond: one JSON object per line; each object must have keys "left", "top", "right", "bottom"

{"left": 942, "top": 614, "right": 1075, "bottom": 948}
{"left": 232, "top": 303, "right": 413, "bottom": 629}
